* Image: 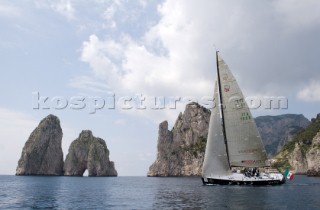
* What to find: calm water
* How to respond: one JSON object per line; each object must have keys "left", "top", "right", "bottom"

{"left": 0, "top": 175, "right": 319, "bottom": 209}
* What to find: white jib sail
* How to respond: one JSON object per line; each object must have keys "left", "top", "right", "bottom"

{"left": 202, "top": 81, "right": 231, "bottom": 177}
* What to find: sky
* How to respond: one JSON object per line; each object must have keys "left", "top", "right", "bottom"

{"left": 0, "top": 0, "right": 320, "bottom": 176}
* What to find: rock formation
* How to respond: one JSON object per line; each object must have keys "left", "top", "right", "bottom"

{"left": 148, "top": 102, "right": 310, "bottom": 176}
{"left": 64, "top": 130, "right": 117, "bottom": 176}
{"left": 306, "top": 131, "right": 320, "bottom": 176}
{"left": 256, "top": 114, "right": 310, "bottom": 157}
{"left": 273, "top": 114, "right": 320, "bottom": 175}
{"left": 16, "top": 114, "right": 64, "bottom": 176}
{"left": 148, "top": 102, "right": 210, "bottom": 176}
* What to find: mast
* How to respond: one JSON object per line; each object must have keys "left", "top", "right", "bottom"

{"left": 216, "top": 51, "right": 231, "bottom": 169}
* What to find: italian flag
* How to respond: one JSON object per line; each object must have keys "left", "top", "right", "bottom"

{"left": 284, "top": 169, "right": 294, "bottom": 180}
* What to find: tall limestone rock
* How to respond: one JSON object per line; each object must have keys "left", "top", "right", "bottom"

{"left": 306, "top": 131, "right": 320, "bottom": 176}
{"left": 256, "top": 114, "right": 310, "bottom": 157}
{"left": 64, "top": 130, "right": 117, "bottom": 176}
{"left": 16, "top": 115, "right": 64, "bottom": 176}
{"left": 273, "top": 114, "right": 320, "bottom": 175}
{"left": 290, "top": 142, "right": 308, "bottom": 174}
{"left": 148, "top": 102, "right": 310, "bottom": 176}
{"left": 148, "top": 102, "right": 210, "bottom": 176}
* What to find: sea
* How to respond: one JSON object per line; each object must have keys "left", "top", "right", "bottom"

{"left": 0, "top": 175, "right": 319, "bottom": 209}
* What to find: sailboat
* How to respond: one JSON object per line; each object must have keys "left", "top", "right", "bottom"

{"left": 202, "top": 52, "right": 286, "bottom": 185}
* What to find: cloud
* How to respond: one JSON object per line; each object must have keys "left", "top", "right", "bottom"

{"left": 34, "top": 0, "right": 75, "bottom": 20}
{"left": 0, "top": 3, "right": 21, "bottom": 18}
{"left": 297, "top": 81, "right": 320, "bottom": 102}
{"left": 75, "top": 0, "right": 320, "bottom": 124}
{"left": 101, "top": 0, "right": 123, "bottom": 29}
{"left": 80, "top": 33, "right": 213, "bottom": 98}
{"left": 69, "top": 75, "right": 111, "bottom": 93}
{"left": 78, "top": 31, "right": 212, "bottom": 123}
{"left": 52, "top": 0, "right": 75, "bottom": 20}
{"left": 80, "top": 35, "right": 124, "bottom": 83}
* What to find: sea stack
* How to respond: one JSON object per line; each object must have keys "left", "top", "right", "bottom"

{"left": 64, "top": 130, "right": 117, "bottom": 176}
{"left": 16, "top": 114, "right": 64, "bottom": 176}
{"left": 148, "top": 102, "right": 210, "bottom": 176}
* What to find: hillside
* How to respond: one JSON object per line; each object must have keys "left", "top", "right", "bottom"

{"left": 256, "top": 114, "right": 309, "bottom": 157}
{"left": 273, "top": 114, "right": 320, "bottom": 175}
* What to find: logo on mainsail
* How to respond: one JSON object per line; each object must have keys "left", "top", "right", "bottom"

{"left": 224, "top": 85, "right": 230, "bottom": 92}
{"left": 238, "top": 148, "right": 259, "bottom": 154}
{"left": 241, "top": 160, "right": 262, "bottom": 164}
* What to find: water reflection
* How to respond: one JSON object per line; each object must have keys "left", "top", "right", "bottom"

{"left": 1, "top": 175, "right": 320, "bottom": 209}
{"left": 150, "top": 177, "right": 208, "bottom": 209}
{"left": 5, "top": 176, "right": 119, "bottom": 209}
{"left": 9, "top": 176, "right": 61, "bottom": 208}
{"left": 150, "top": 177, "right": 275, "bottom": 209}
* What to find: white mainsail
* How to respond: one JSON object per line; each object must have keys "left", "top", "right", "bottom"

{"left": 217, "top": 54, "right": 267, "bottom": 167}
{"left": 202, "top": 81, "right": 230, "bottom": 177}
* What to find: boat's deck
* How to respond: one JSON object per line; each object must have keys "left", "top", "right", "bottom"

{"left": 202, "top": 172, "right": 285, "bottom": 185}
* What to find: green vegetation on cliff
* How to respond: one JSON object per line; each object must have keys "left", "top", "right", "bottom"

{"left": 255, "top": 114, "right": 310, "bottom": 157}
{"left": 273, "top": 114, "right": 320, "bottom": 171}
{"left": 182, "top": 137, "right": 207, "bottom": 158}
{"left": 282, "top": 115, "right": 320, "bottom": 154}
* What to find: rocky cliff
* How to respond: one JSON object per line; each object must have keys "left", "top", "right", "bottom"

{"left": 256, "top": 114, "right": 310, "bottom": 157}
{"left": 16, "top": 115, "right": 64, "bottom": 176}
{"left": 64, "top": 130, "right": 117, "bottom": 176}
{"left": 273, "top": 114, "right": 320, "bottom": 175}
{"left": 148, "top": 102, "right": 210, "bottom": 176}
{"left": 306, "top": 131, "right": 320, "bottom": 176}
{"left": 148, "top": 102, "right": 310, "bottom": 176}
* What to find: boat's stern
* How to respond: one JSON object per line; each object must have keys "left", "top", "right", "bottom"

{"left": 202, "top": 177, "right": 210, "bottom": 185}
{"left": 280, "top": 175, "right": 286, "bottom": 184}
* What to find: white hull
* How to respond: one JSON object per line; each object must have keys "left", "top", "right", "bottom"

{"left": 202, "top": 172, "right": 286, "bottom": 185}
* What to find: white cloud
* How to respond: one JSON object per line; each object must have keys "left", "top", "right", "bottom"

{"left": 79, "top": 31, "right": 213, "bottom": 123}
{"left": 75, "top": 0, "right": 320, "bottom": 124}
{"left": 102, "top": 3, "right": 117, "bottom": 20}
{"left": 101, "top": 1, "right": 120, "bottom": 29}
{"left": 34, "top": 0, "right": 75, "bottom": 20}
{"left": 80, "top": 35, "right": 124, "bottom": 83}
{"left": 69, "top": 75, "right": 111, "bottom": 93}
{"left": 297, "top": 81, "right": 320, "bottom": 102}
{"left": 51, "top": 0, "right": 75, "bottom": 20}
{"left": 0, "top": 3, "right": 21, "bottom": 18}
{"left": 80, "top": 33, "right": 212, "bottom": 97}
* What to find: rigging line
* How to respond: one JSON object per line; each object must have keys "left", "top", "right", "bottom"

{"left": 216, "top": 51, "right": 231, "bottom": 170}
